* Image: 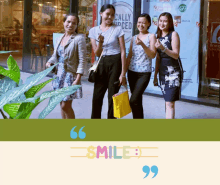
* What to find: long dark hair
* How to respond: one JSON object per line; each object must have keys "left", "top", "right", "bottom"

{"left": 156, "top": 12, "right": 174, "bottom": 38}
{"left": 138, "top": 13, "right": 151, "bottom": 30}
{"left": 99, "top": 4, "right": 115, "bottom": 25}
{"left": 63, "top": 13, "right": 79, "bottom": 33}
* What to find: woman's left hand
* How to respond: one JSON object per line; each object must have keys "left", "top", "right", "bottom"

{"left": 119, "top": 74, "right": 127, "bottom": 86}
{"left": 135, "top": 36, "right": 144, "bottom": 46}
{"left": 155, "top": 39, "right": 165, "bottom": 50}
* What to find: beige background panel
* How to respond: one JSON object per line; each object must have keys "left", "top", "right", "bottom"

{"left": 0, "top": 142, "right": 219, "bottom": 185}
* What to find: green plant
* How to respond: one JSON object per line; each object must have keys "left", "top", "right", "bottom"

{"left": 0, "top": 55, "right": 81, "bottom": 119}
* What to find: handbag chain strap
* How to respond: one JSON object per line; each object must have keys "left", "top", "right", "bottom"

{"left": 94, "top": 26, "right": 116, "bottom": 71}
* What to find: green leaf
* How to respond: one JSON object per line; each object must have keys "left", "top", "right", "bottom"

{"left": 13, "top": 78, "right": 54, "bottom": 119}
{"left": 0, "top": 62, "right": 59, "bottom": 109}
{"left": 13, "top": 85, "right": 81, "bottom": 104}
{"left": 0, "top": 55, "right": 20, "bottom": 84}
{"left": 38, "top": 85, "right": 81, "bottom": 119}
{"left": 3, "top": 103, "right": 22, "bottom": 119}
{"left": 14, "top": 99, "right": 41, "bottom": 119}
{"left": 0, "top": 77, "right": 17, "bottom": 97}
{"left": 8, "top": 85, "right": 80, "bottom": 119}
{"left": 7, "top": 55, "right": 20, "bottom": 74}
{"left": 25, "top": 112, "right": 32, "bottom": 119}
{"left": 25, "top": 78, "right": 54, "bottom": 99}
{"left": 39, "top": 85, "right": 81, "bottom": 102}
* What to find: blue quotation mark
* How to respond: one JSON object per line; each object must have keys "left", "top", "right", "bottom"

{"left": 142, "top": 165, "right": 158, "bottom": 179}
{"left": 70, "top": 126, "right": 86, "bottom": 139}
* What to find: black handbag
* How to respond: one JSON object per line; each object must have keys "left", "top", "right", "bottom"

{"left": 88, "top": 69, "right": 97, "bottom": 82}
{"left": 88, "top": 52, "right": 103, "bottom": 83}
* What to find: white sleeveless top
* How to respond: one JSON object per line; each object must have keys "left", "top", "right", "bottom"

{"left": 129, "top": 33, "right": 152, "bottom": 72}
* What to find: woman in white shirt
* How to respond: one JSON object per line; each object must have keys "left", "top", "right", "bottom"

{"left": 126, "top": 13, "right": 156, "bottom": 119}
{"left": 88, "top": 4, "right": 127, "bottom": 119}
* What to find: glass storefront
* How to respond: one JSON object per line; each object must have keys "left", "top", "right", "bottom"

{"left": 0, "top": 0, "right": 24, "bottom": 69}
{"left": 78, "top": 0, "right": 97, "bottom": 75}
{"left": 199, "top": 0, "right": 220, "bottom": 105}
{"left": 30, "top": 0, "right": 70, "bottom": 72}
{"left": 0, "top": 0, "right": 219, "bottom": 106}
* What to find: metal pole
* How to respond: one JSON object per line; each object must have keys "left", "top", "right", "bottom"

{"left": 22, "top": 0, "right": 33, "bottom": 72}
{"left": 132, "top": 0, "right": 141, "bottom": 36}
{"left": 70, "top": 0, "right": 78, "bottom": 14}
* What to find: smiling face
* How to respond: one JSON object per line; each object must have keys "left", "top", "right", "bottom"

{"left": 63, "top": 15, "right": 78, "bottom": 34}
{"left": 100, "top": 8, "right": 115, "bottom": 25}
{"left": 137, "top": 17, "right": 150, "bottom": 33}
{"left": 158, "top": 15, "right": 169, "bottom": 32}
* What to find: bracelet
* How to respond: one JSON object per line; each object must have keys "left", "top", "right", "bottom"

{"left": 161, "top": 47, "right": 167, "bottom": 52}
{"left": 122, "top": 76, "right": 126, "bottom": 78}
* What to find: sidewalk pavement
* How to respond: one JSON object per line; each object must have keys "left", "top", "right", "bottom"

{"left": 1, "top": 72, "right": 220, "bottom": 119}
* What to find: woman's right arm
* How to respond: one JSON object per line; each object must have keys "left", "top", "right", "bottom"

{"left": 46, "top": 50, "right": 57, "bottom": 68}
{"left": 90, "top": 38, "right": 103, "bottom": 57}
{"left": 153, "top": 52, "right": 160, "bottom": 86}
{"left": 46, "top": 37, "right": 60, "bottom": 67}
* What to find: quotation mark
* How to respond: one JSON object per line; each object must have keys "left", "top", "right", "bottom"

{"left": 70, "top": 126, "right": 86, "bottom": 139}
{"left": 142, "top": 165, "right": 158, "bottom": 179}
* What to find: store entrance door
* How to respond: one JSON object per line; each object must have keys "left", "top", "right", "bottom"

{"left": 206, "top": 0, "right": 220, "bottom": 105}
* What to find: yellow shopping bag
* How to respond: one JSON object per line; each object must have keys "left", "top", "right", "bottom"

{"left": 112, "top": 87, "right": 132, "bottom": 119}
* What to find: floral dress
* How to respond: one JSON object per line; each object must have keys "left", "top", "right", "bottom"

{"left": 52, "top": 44, "right": 83, "bottom": 101}
{"left": 158, "top": 31, "right": 183, "bottom": 102}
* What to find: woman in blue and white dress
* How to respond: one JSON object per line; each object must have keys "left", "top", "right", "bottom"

{"left": 46, "top": 13, "right": 86, "bottom": 119}
{"left": 126, "top": 13, "right": 156, "bottom": 119}
{"left": 154, "top": 12, "right": 183, "bottom": 119}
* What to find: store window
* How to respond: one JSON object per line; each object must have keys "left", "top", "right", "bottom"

{"left": 0, "top": 0, "right": 24, "bottom": 69}
{"left": 30, "top": 0, "right": 70, "bottom": 73}
{"left": 78, "top": 0, "right": 97, "bottom": 75}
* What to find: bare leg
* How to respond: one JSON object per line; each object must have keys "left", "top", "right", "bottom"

{"left": 165, "top": 101, "right": 175, "bottom": 119}
{"left": 60, "top": 102, "right": 67, "bottom": 119}
{"left": 60, "top": 100, "right": 75, "bottom": 119}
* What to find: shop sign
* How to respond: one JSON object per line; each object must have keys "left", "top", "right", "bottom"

{"left": 178, "top": 4, "right": 187, "bottom": 12}
{"left": 208, "top": 23, "right": 220, "bottom": 51}
{"left": 152, "top": 16, "right": 158, "bottom": 26}
{"left": 154, "top": 3, "right": 172, "bottom": 12}
{"left": 211, "top": 23, "right": 220, "bottom": 44}
{"left": 113, "top": 2, "right": 133, "bottom": 43}
{"left": 174, "top": 16, "right": 181, "bottom": 27}
{"left": 159, "top": 0, "right": 170, "bottom": 2}
{"left": 172, "top": 0, "right": 187, "bottom": 1}
{"left": 182, "top": 20, "right": 190, "bottom": 22}
{"left": 154, "top": 5, "right": 163, "bottom": 11}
